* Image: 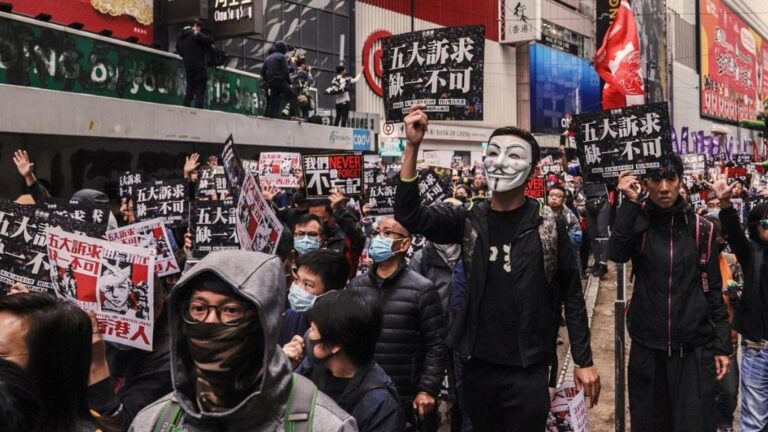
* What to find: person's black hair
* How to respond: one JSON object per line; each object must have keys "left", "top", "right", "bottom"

{"left": 191, "top": 18, "right": 203, "bottom": 27}
{"left": 455, "top": 184, "right": 472, "bottom": 195}
{"left": 0, "top": 358, "right": 42, "bottom": 432}
{"left": 294, "top": 213, "right": 324, "bottom": 231}
{"left": 295, "top": 57, "right": 306, "bottom": 67}
{"left": 336, "top": 65, "right": 346, "bottom": 74}
{"left": 0, "top": 293, "right": 97, "bottom": 432}
{"left": 295, "top": 249, "right": 350, "bottom": 292}
{"left": 747, "top": 201, "right": 768, "bottom": 243}
{"left": 308, "top": 198, "right": 333, "bottom": 216}
{"left": 488, "top": 126, "right": 541, "bottom": 167}
{"left": 548, "top": 185, "right": 567, "bottom": 196}
{"left": 307, "top": 290, "right": 382, "bottom": 367}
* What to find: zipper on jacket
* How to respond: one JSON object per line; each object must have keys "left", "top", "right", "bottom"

{"left": 667, "top": 217, "right": 674, "bottom": 356}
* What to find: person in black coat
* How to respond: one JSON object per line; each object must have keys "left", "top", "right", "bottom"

{"left": 176, "top": 19, "right": 214, "bottom": 109}
{"left": 347, "top": 217, "right": 446, "bottom": 432}
{"left": 299, "top": 290, "right": 405, "bottom": 432}
{"left": 261, "top": 40, "right": 300, "bottom": 119}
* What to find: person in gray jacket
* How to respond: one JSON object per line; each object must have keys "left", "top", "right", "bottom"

{"left": 129, "top": 250, "right": 357, "bottom": 432}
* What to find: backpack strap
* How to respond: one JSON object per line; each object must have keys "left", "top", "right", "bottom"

{"left": 538, "top": 204, "right": 558, "bottom": 284}
{"left": 695, "top": 214, "right": 713, "bottom": 293}
{"left": 286, "top": 374, "right": 318, "bottom": 432}
{"left": 151, "top": 398, "right": 184, "bottom": 432}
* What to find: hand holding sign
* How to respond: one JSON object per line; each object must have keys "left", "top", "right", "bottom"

{"left": 616, "top": 171, "right": 642, "bottom": 203}
{"left": 405, "top": 104, "right": 429, "bottom": 148}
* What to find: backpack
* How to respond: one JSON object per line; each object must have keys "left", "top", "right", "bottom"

{"left": 635, "top": 212, "right": 713, "bottom": 293}
{"left": 151, "top": 375, "right": 318, "bottom": 432}
{"left": 324, "top": 77, "right": 346, "bottom": 95}
{"left": 207, "top": 46, "right": 228, "bottom": 68}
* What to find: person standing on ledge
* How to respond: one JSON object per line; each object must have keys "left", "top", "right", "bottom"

{"left": 176, "top": 19, "right": 214, "bottom": 109}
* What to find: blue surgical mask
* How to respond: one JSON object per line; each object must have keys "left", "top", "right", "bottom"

{"left": 294, "top": 236, "right": 320, "bottom": 255}
{"left": 369, "top": 235, "right": 396, "bottom": 263}
{"left": 288, "top": 283, "right": 317, "bottom": 312}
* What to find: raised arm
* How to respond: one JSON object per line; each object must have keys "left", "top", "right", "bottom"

{"left": 608, "top": 172, "right": 643, "bottom": 263}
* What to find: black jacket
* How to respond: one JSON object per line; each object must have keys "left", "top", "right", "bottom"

{"left": 409, "top": 242, "right": 456, "bottom": 317}
{"left": 347, "top": 263, "right": 447, "bottom": 402}
{"left": 394, "top": 178, "right": 593, "bottom": 368}
{"left": 608, "top": 199, "right": 731, "bottom": 354}
{"left": 720, "top": 206, "right": 768, "bottom": 342}
{"left": 261, "top": 41, "right": 290, "bottom": 84}
{"left": 175, "top": 28, "right": 213, "bottom": 72}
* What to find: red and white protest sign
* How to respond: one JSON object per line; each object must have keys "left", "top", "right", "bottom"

{"left": 236, "top": 172, "right": 283, "bottom": 255}
{"left": 258, "top": 152, "right": 301, "bottom": 188}
{"left": 107, "top": 218, "right": 180, "bottom": 278}
{"left": 547, "top": 383, "right": 589, "bottom": 432}
{"left": 46, "top": 227, "right": 156, "bottom": 351}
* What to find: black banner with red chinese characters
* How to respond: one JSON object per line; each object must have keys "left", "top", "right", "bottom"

{"left": 302, "top": 153, "right": 364, "bottom": 198}
{"left": 573, "top": 102, "right": 674, "bottom": 185}
{"left": 382, "top": 25, "right": 485, "bottom": 122}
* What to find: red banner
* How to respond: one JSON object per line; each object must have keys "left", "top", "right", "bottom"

{"left": 699, "top": 0, "right": 765, "bottom": 123}
{"left": 8, "top": 0, "right": 153, "bottom": 45}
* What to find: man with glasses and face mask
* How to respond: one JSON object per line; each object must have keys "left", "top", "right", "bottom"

{"left": 347, "top": 217, "right": 447, "bottom": 432}
{"left": 609, "top": 158, "right": 732, "bottom": 432}
{"left": 394, "top": 105, "right": 599, "bottom": 431}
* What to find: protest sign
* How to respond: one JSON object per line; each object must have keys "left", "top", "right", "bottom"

{"left": 711, "top": 151, "right": 726, "bottom": 163}
{"left": 681, "top": 154, "right": 707, "bottom": 176}
{"left": 119, "top": 171, "right": 143, "bottom": 201}
{"left": 222, "top": 135, "right": 247, "bottom": 199}
{"left": 236, "top": 173, "right": 283, "bottom": 255}
{"left": 734, "top": 153, "right": 754, "bottom": 165}
{"left": 303, "top": 153, "right": 364, "bottom": 197}
{"left": 367, "top": 183, "right": 398, "bottom": 216}
{"left": 546, "top": 383, "right": 589, "bottom": 432}
{"left": 382, "top": 25, "right": 485, "bottom": 122}
{"left": 418, "top": 170, "right": 449, "bottom": 207}
{"left": 196, "top": 165, "right": 231, "bottom": 200}
{"left": 724, "top": 165, "right": 748, "bottom": 183}
{"left": 731, "top": 198, "right": 745, "bottom": 224}
{"left": 132, "top": 179, "right": 188, "bottom": 228}
{"left": 525, "top": 176, "right": 547, "bottom": 202}
{"left": 573, "top": 102, "right": 674, "bottom": 185}
{"left": 41, "top": 197, "right": 111, "bottom": 230}
{"left": 107, "top": 219, "right": 180, "bottom": 277}
{"left": 46, "top": 226, "right": 155, "bottom": 351}
{"left": 0, "top": 200, "right": 106, "bottom": 294}
{"left": 258, "top": 152, "right": 301, "bottom": 188}
{"left": 189, "top": 200, "right": 240, "bottom": 260}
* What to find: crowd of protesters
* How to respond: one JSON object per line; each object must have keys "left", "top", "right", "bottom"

{"left": 1, "top": 104, "right": 768, "bottom": 432}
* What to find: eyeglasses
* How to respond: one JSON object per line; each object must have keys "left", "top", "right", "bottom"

{"left": 183, "top": 301, "right": 250, "bottom": 326}
{"left": 373, "top": 228, "right": 409, "bottom": 239}
{"left": 294, "top": 230, "right": 321, "bottom": 239}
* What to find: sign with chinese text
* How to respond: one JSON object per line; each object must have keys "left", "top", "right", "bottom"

{"left": 46, "top": 226, "right": 155, "bottom": 351}
{"left": 132, "top": 179, "right": 188, "bottom": 228}
{"left": 222, "top": 135, "right": 247, "bottom": 200}
{"left": 189, "top": 200, "right": 240, "bottom": 260}
{"left": 209, "top": 0, "right": 264, "bottom": 39}
{"left": 258, "top": 152, "right": 301, "bottom": 188}
{"left": 417, "top": 170, "right": 449, "bottom": 207}
{"left": 196, "top": 166, "right": 232, "bottom": 201}
{"left": 236, "top": 172, "right": 283, "bottom": 255}
{"left": 0, "top": 200, "right": 106, "bottom": 295}
{"left": 382, "top": 25, "right": 485, "bottom": 122}
{"left": 734, "top": 153, "right": 754, "bottom": 165}
{"left": 119, "top": 171, "right": 143, "bottom": 202}
{"left": 699, "top": 0, "right": 767, "bottom": 124}
{"left": 573, "top": 102, "right": 674, "bottom": 185}
{"left": 681, "top": 154, "right": 707, "bottom": 176}
{"left": 41, "top": 197, "right": 110, "bottom": 231}
{"left": 367, "top": 182, "right": 398, "bottom": 216}
{"left": 546, "top": 383, "right": 589, "bottom": 432}
{"left": 302, "top": 153, "right": 364, "bottom": 198}
{"left": 107, "top": 219, "right": 180, "bottom": 278}
{"left": 500, "top": 0, "right": 542, "bottom": 45}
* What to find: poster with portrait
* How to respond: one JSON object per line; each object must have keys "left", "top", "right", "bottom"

{"left": 382, "top": 25, "right": 485, "bottom": 122}
{"left": 46, "top": 226, "right": 155, "bottom": 351}
{"left": 258, "top": 152, "right": 301, "bottom": 188}
{"left": 107, "top": 219, "right": 179, "bottom": 277}
{"left": 235, "top": 172, "right": 283, "bottom": 255}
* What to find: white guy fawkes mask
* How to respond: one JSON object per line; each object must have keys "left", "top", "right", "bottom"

{"left": 484, "top": 135, "right": 534, "bottom": 192}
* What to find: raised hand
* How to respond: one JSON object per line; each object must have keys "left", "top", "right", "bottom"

{"left": 13, "top": 149, "right": 37, "bottom": 186}
{"left": 184, "top": 153, "right": 201, "bottom": 181}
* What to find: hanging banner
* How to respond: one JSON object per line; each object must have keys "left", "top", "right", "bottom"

{"left": 40, "top": 197, "right": 111, "bottom": 230}
{"left": 0, "top": 199, "right": 106, "bottom": 294}
{"left": 302, "top": 153, "right": 364, "bottom": 198}
{"left": 189, "top": 200, "right": 240, "bottom": 260}
{"left": 196, "top": 166, "right": 232, "bottom": 201}
{"left": 382, "top": 25, "right": 485, "bottom": 122}
{"left": 573, "top": 102, "right": 674, "bottom": 185}
{"left": 106, "top": 219, "right": 180, "bottom": 277}
{"left": 132, "top": 179, "right": 188, "bottom": 228}
{"left": 222, "top": 135, "right": 247, "bottom": 200}
{"left": 46, "top": 226, "right": 155, "bottom": 351}
{"left": 417, "top": 170, "right": 449, "bottom": 207}
{"left": 235, "top": 172, "right": 283, "bottom": 255}
{"left": 258, "top": 152, "right": 301, "bottom": 188}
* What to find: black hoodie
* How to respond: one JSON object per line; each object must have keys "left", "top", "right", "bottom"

{"left": 176, "top": 27, "right": 214, "bottom": 72}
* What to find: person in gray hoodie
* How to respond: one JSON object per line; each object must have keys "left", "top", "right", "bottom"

{"left": 129, "top": 250, "right": 357, "bottom": 432}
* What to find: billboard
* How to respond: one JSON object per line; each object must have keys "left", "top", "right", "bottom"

{"left": 209, "top": 0, "right": 264, "bottom": 39}
{"left": 529, "top": 43, "right": 600, "bottom": 134}
{"left": 7, "top": 0, "right": 153, "bottom": 45}
{"left": 699, "top": 0, "right": 767, "bottom": 124}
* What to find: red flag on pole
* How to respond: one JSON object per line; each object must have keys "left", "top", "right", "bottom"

{"left": 594, "top": 0, "right": 645, "bottom": 110}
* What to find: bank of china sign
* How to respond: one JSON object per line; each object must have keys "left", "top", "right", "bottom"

{"left": 499, "top": 0, "right": 542, "bottom": 45}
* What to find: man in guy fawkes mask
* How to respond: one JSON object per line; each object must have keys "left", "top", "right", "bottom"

{"left": 129, "top": 250, "right": 357, "bottom": 432}
{"left": 394, "top": 105, "right": 601, "bottom": 431}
